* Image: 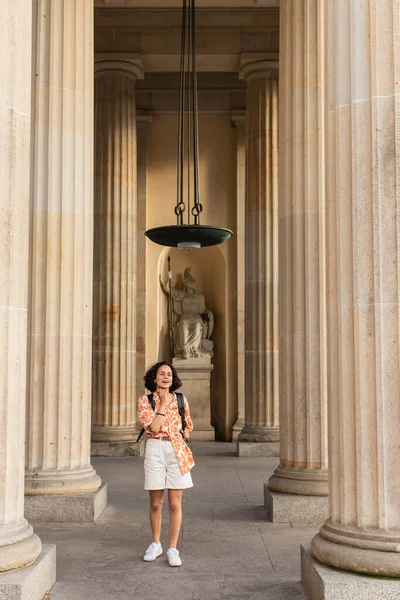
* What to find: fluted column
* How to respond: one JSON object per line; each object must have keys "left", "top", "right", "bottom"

{"left": 92, "top": 60, "right": 143, "bottom": 446}
{"left": 136, "top": 115, "right": 152, "bottom": 405}
{"left": 311, "top": 0, "right": 400, "bottom": 577}
{"left": 237, "top": 59, "right": 280, "bottom": 453}
{"left": 0, "top": 0, "right": 42, "bottom": 571}
{"left": 267, "top": 0, "right": 329, "bottom": 514}
{"left": 25, "top": 0, "right": 101, "bottom": 496}
{"left": 231, "top": 114, "right": 246, "bottom": 441}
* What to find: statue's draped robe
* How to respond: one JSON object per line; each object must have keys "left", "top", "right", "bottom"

{"left": 175, "top": 293, "right": 207, "bottom": 357}
{"left": 169, "top": 286, "right": 185, "bottom": 347}
{"left": 169, "top": 287, "right": 210, "bottom": 358}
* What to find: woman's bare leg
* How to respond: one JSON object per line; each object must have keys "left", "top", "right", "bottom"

{"left": 168, "top": 489, "right": 183, "bottom": 548}
{"left": 149, "top": 489, "right": 164, "bottom": 543}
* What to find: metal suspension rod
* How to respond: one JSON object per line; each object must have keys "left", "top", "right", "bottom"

{"left": 176, "top": 0, "right": 203, "bottom": 227}
{"left": 191, "top": 0, "right": 201, "bottom": 224}
{"left": 176, "top": 0, "right": 187, "bottom": 225}
{"left": 187, "top": 0, "right": 192, "bottom": 225}
{"left": 145, "top": 0, "right": 233, "bottom": 250}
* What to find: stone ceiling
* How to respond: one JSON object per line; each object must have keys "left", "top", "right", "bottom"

{"left": 94, "top": 1, "right": 280, "bottom": 114}
{"left": 94, "top": 6, "right": 279, "bottom": 72}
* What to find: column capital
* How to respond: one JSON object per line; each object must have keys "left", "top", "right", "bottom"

{"left": 238, "top": 53, "right": 279, "bottom": 81}
{"left": 230, "top": 110, "right": 246, "bottom": 129}
{"left": 136, "top": 111, "right": 153, "bottom": 125}
{"left": 95, "top": 54, "right": 144, "bottom": 80}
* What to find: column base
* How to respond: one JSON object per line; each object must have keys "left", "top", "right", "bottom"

{"left": 0, "top": 522, "right": 42, "bottom": 572}
{"left": 237, "top": 441, "right": 279, "bottom": 457}
{"left": 264, "top": 486, "right": 329, "bottom": 523}
{"left": 311, "top": 521, "right": 400, "bottom": 577}
{"left": 91, "top": 440, "right": 145, "bottom": 457}
{"left": 189, "top": 427, "right": 215, "bottom": 442}
{"left": 269, "top": 469, "right": 329, "bottom": 496}
{"left": 0, "top": 544, "right": 56, "bottom": 600}
{"left": 25, "top": 466, "right": 101, "bottom": 496}
{"left": 237, "top": 425, "right": 279, "bottom": 443}
{"left": 231, "top": 419, "right": 245, "bottom": 442}
{"left": 301, "top": 545, "right": 400, "bottom": 599}
{"left": 24, "top": 483, "right": 107, "bottom": 524}
{"left": 91, "top": 425, "right": 137, "bottom": 442}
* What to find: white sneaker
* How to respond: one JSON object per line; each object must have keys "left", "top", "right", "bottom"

{"left": 143, "top": 542, "right": 163, "bottom": 561}
{"left": 167, "top": 547, "right": 182, "bottom": 567}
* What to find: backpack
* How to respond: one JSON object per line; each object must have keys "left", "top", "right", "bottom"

{"left": 136, "top": 392, "right": 186, "bottom": 442}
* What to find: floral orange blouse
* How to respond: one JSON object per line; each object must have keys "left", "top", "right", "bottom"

{"left": 138, "top": 392, "right": 195, "bottom": 475}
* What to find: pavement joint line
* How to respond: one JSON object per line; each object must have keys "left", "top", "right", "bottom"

{"left": 258, "top": 525, "right": 276, "bottom": 573}
{"left": 231, "top": 454, "right": 251, "bottom": 501}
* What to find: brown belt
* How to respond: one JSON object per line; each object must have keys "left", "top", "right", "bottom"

{"left": 159, "top": 437, "right": 171, "bottom": 441}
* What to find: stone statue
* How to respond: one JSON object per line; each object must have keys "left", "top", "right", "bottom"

{"left": 160, "top": 267, "right": 214, "bottom": 359}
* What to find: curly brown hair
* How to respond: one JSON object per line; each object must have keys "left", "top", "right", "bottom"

{"left": 144, "top": 361, "right": 182, "bottom": 393}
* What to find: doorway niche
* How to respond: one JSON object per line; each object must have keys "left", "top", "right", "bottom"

{"left": 158, "top": 246, "right": 229, "bottom": 439}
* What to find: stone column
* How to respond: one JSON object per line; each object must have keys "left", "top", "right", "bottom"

{"left": 0, "top": 0, "right": 42, "bottom": 575}
{"left": 136, "top": 115, "right": 152, "bottom": 405}
{"left": 91, "top": 59, "right": 144, "bottom": 458}
{"left": 231, "top": 114, "right": 246, "bottom": 441}
{"left": 265, "top": 0, "right": 329, "bottom": 524}
{"left": 134, "top": 114, "right": 151, "bottom": 447}
{"left": 237, "top": 58, "right": 280, "bottom": 457}
{"left": 1, "top": 2, "right": 56, "bottom": 594}
{"left": 302, "top": 0, "right": 400, "bottom": 593}
{"left": 25, "top": 0, "right": 107, "bottom": 523}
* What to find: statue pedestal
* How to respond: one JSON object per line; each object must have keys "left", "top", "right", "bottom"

{"left": 172, "top": 357, "right": 215, "bottom": 441}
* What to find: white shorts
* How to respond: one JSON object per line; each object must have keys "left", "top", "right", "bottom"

{"left": 144, "top": 439, "right": 193, "bottom": 490}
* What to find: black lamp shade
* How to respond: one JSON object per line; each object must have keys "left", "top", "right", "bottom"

{"left": 145, "top": 224, "right": 233, "bottom": 248}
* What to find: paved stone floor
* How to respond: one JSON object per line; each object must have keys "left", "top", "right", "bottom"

{"left": 35, "top": 443, "right": 319, "bottom": 600}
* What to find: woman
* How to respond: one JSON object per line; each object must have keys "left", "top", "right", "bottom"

{"left": 138, "top": 361, "right": 194, "bottom": 567}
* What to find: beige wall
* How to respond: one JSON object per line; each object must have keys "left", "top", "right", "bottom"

{"left": 144, "top": 114, "right": 238, "bottom": 440}
{"left": 94, "top": 5, "right": 277, "bottom": 440}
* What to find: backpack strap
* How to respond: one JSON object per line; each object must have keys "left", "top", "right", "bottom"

{"left": 147, "top": 393, "right": 155, "bottom": 410}
{"left": 176, "top": 392, "right": 187, "bottom": 432}
{"left": 176, "top": 392, "right": 190, "bottom": 446}
{"left": 136, "top": 394, "right": 155, "bottom": 442}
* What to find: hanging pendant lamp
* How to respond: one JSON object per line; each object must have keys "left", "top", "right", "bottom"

{"left": 145, "top": 0, "right": 233, "bottom": 250}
